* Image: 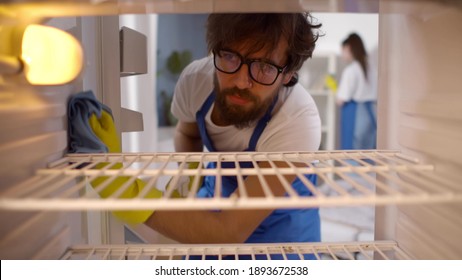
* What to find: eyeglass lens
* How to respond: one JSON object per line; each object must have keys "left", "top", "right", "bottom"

{"left": 214, "top": 50, "right": 281, "bottom": 85}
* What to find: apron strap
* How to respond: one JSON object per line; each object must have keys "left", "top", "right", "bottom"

{"left": 195, "top": 90, "right": 218, "bottom": 152}
{"left": 246, "top": 95, "right": 278, "bottom": 151}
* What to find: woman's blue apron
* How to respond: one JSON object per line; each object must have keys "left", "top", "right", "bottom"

{"left": 190, "top": 90, "right": 320, "bottom": 260}
{"left": 340, "top": 101, "right": 377, "bottom": 150}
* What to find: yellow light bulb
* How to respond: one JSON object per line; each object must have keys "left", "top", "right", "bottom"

{"left": 21, "top": 24, "right": 83, "bottom": 85}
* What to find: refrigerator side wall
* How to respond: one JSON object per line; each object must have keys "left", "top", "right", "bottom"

{"left": 0, "top": 17, "right": 88, "bottom": 259}
{"left": 377, "top": 0, "right": 462, "bottom": 259}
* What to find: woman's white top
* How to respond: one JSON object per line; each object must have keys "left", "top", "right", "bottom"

{"left": 336, "top": 60, "right": 377, "bottom": 102}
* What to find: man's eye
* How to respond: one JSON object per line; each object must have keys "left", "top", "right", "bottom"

{"left": 259, "top": 63, "right": 276, "bottom": 74}
{"left": 221, "top": 52, "right": 238, "bottom": 61}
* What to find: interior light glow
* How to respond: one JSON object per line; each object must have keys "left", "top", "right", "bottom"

{"left": 21, "top": 24, "right": 83, "bottom": 85}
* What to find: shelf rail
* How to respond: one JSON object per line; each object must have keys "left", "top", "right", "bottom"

{"left": 60, "top": 240, "right": 411, "bottom": 260}
{"left": 1, "top": 150, "right": 461, "bottom": 211}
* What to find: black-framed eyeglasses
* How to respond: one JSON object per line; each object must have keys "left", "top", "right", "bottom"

{"left": 213, "top": 49, "right": 287, "bottom": 86}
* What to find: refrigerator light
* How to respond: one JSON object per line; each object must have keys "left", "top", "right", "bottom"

{"left": 0, "top": 24, "right": 83, "bottom": 85}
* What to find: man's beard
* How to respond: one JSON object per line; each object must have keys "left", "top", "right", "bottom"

{"left": 214, "top": 76, "right": 277, "bottom": 129}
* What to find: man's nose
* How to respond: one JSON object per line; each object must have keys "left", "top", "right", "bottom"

{"left": 232, "top": 64, "right": 253, "bottom": 89}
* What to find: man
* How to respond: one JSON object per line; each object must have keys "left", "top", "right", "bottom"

{"left": 145, "top": 13, "right": 322, "bottom": 259}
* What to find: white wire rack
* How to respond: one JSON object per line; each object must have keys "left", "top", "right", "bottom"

{"left": 60, "top": 241, "right": 410, "bottom": 260}
{"left": 1, "top": 150, "right": 461, "bottom": 211}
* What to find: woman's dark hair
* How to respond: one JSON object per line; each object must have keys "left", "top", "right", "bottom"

{"left": 342, "top": 33, "right": 368, "bottom": 79}
{"left": 206, "top": 13, "right": 322, "bottom": 76}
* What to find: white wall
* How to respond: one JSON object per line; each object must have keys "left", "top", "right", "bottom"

{"left": 312, "top": 13, "right": 379, "bottom": 57}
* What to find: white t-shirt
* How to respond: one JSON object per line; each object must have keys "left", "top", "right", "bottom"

{"left": 171, "top": 57, "right": 321, "bottom": 152}
{"left": 336, "top": 60, "right": 377, "bottom": 102}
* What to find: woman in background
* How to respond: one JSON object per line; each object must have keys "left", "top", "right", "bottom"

{"left": 336, "top": 33, "right": 377, "bottom": 150}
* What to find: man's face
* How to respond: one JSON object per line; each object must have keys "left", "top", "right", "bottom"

{"left": 212, "top": 38, "right": 293, "bottom": 129}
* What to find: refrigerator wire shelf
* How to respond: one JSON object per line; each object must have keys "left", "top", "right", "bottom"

{"left": 1, "top": 150, "right": 461, "bottom": 211}
{"left": 61, "top": 240, "right": 411, "bottom": 260}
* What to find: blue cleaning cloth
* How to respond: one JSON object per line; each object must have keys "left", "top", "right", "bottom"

{"left": 68, "top": 90, "right": 112, "bottom": 153}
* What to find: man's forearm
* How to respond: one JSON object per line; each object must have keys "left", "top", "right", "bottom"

{"left": 145, "top": 210, "right": 257, "bottom": 244}
{"left": 145, "top": 163, "right": 290, "bottom": 244}
{"left": 174, "top": 127, "right": 203, "bottom": 152}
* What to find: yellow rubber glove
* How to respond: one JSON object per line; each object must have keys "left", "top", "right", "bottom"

{"left": 89, "top": 110, "right": 121, "bottom": 153}
{"left": 324, "top": 74, "right": 338, "bottom": 92}
{"left": 91, "top": 172, "right": 162, "bottom": 224}
{"left": 88, "top": 110, "right": 161, "bottom": 224}
{"left": 168, "top": 162, "right": 204, "bottom": 198}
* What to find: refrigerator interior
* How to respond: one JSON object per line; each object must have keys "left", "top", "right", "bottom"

{"left": 0, "top": 0, "right": 462, "bottom": 260}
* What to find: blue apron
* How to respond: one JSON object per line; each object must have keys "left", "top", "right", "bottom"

{"left": 191, "top": 90, "right": 320, "bottom": 260}
{"left": 341, "top": 101, "right": 377, "bottom": 150}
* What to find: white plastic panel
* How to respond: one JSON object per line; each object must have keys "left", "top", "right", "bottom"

{"left": 0, "top": 0, "right": 380, "bottom": 23}
{"left": 1, "top": 150, "right": 460, "bottom": 211}
{"left": 61, "top": 240, "right": 410, "bottom": 260}
{"left": 376, "top": 0, "right": 462, "bottom": 259}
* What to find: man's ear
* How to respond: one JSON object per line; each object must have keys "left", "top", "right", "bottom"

{"left": 283, "top": 72, "right": 294, "bottom": 85}
{"left": 283, "top": 72, "right": 298, "bottom": 87}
